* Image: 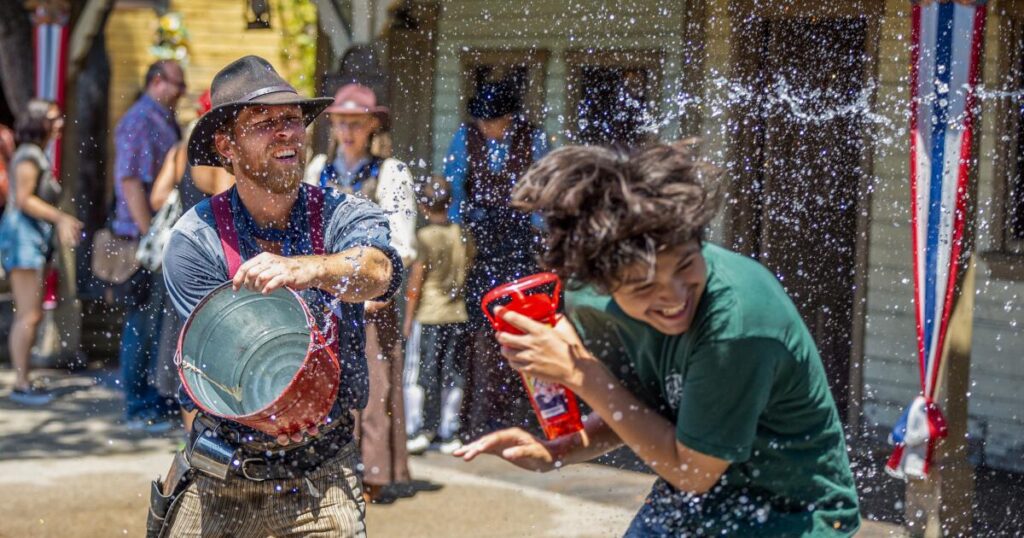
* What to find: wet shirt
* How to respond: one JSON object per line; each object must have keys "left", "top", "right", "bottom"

{"left": 443, "top": 123, "right": 550, "bottom": 224}
{"left": 163, "top": 184, "right": 404, "bottom": 418}
{"left": 566, "top": 243, "right": 860, "bottom": 536}
{"left": 414, "top": 223, "right": 470, "bottom": 325}
{"left": 113, "top": 94, "right": 179, "bottom": 237}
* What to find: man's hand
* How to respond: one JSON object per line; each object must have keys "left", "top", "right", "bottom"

{"left": 232, "top": 252, "right": 322, "bottom": 294}
{"left": 494, "top": 310, "right": 597, "bottom": 393}
{"left": 276, "top": 424, "right": 320, "bottom": 446}
{"left": 452, "top": 428, "right": 559, "bottom": 472}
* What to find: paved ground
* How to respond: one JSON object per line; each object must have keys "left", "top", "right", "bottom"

{"left": 0, "top": 368, "right": 906, "bottom": 537}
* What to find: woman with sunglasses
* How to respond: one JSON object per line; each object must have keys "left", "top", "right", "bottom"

{"left": 306, "top": 83, "right": 417, "bottom": 504}
{"left": 0, "top": 100, "right": 82, "bottom": 405}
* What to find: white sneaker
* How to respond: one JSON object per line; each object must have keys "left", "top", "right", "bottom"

{"left": 406, "top": 433, "right": 431, "bottom": 455}
{"left": 438, "top": 438, "right": 463, "bottom": 455}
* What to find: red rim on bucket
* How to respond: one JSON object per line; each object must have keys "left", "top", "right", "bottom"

{"left": 175, "top": 282, "right": 340, "bottom": 437}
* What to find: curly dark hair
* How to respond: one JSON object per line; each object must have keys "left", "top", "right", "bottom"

{"left": 511, "top": 139, "right": 723, "bottom": 292}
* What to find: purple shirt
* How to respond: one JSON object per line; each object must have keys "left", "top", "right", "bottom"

{"left": 112, "top": 94, "right": 179, "bottom": 237}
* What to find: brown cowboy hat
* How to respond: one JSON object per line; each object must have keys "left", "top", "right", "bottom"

{"left": 187, "top": 55, "right": 333, "bottom": 167}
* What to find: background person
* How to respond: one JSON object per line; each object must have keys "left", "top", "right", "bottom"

{"left": 456, "top": 142, "right": 860, "bottom": 537}
{"left": 111, "top": 59, "right": 186, "bottom": 432}
{"left": 149, "top": 89, "right": 234, "bottom": 214}
{"left": 0, "top": 100, "right": 82, "bottom": 405}
{"left": 149, "top": 88, "right": 234, "bottom": 432}
{"left": 403, "top": 178, "right": 472, "bottom": 455}
{"left": 306, "top": 83, "right": 417, "bottom": 503}
{"left": 443, "top": 77, "right": 551, "bottom": 440}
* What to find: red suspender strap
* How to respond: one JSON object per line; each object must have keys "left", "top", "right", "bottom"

{"left": 307, "top": 186, "right": 325, "bottom": 256}
{"left": 211, "top": 192, "right": 243, "bottom": 278}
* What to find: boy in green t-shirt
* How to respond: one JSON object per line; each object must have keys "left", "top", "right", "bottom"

{"left": 454, "top": 142, "right": 860, "bottom": 536}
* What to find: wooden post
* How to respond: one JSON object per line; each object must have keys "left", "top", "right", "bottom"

{"left": 385, "top": 0, "right": 439, "bottom": 169}
{"left": 904, "top": 258, "right": 976, "bottom": 537}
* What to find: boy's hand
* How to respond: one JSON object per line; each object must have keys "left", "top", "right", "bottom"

{"left": 494, "top": 309, "right": 595, "bottom": 393}
{"left": 453, "top": 428, "right": 558, "bottom": 472}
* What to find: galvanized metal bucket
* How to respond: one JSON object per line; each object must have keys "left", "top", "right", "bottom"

{"left": 176, "top": 282, "right": 340, "bottom": 437}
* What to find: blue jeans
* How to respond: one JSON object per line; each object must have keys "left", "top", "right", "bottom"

{"left": 119, "top": 270, "right": 174, "bottom": 421}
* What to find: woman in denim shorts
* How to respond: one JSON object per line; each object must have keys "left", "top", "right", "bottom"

{"left": 0, "top": 100, "right": 82, "bottom": 405}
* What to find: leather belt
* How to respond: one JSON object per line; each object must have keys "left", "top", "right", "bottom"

{"left": 189, "top": 404, "right": 355, "bottom": 482}
{"left": 194, "top": 403, "right": 353, "bottom": 453}
{"left": 236, "top": 434, "right": 355, "bottom": 481}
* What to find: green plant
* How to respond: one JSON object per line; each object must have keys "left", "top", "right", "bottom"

{"left": 275, "top": 0, "right": 318, "bottom": 96}
{"left": 150, "top": 11, "right": 191, "bottom": 65}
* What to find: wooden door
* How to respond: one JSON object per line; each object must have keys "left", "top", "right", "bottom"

{"left": 730, "top": 17, "right": 868, "bottom": 419}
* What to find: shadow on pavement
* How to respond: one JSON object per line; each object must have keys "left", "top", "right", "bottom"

{"left": 0, "top": 367, "right": 180, "bottom": 461}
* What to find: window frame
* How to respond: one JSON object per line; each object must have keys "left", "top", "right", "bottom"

{"left": 562, "top": 48, "right": 665, "bottom": 146}
{"left": 457, "top": 48, "right": 551, "bottom": 126}
{"left": 986, "top": 7, "right": 1024, "bottom": 280}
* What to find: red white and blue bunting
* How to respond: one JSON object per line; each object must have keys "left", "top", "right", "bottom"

{"left": 886, "top": 0, "right": 986, "bottom": 480}
{"left": 30, "top": 4, "right": 69, "bottom": 309}
{"left": 32, "top": 12, "right": 69, "bottom": 175}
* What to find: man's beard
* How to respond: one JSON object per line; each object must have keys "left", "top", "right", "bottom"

{"left": 239, "top": 153, "right": 305, "bottom": 194}
{"left": 256, "top": 167, "right": 302, "bottom": 194}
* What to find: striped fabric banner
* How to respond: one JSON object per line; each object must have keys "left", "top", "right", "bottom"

{"left": 32, "top": 19, "right": 69, "bottom": 309}
{"left": 886, "top": 0, "right": 986, "bottom": 480}
{"left": 33, "top": 21, "right": 69, "bottom": 176}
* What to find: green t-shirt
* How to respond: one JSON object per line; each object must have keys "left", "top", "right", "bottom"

{"left": 566, "top": 243, "right": 860, "bottom": 536}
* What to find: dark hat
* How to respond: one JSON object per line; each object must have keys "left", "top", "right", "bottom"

{"left": 468, "top": 80, "right": 522, "bottom": 120}
{"left": 187, "top": 55, "right": 333, "bottom": 167}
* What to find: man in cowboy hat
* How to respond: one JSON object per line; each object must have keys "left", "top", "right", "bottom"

{"left": 442, "top": 76, "right": 551, "bottom": 441}
{"left": 149, "top": 55, "right": 402, "bottom": 537}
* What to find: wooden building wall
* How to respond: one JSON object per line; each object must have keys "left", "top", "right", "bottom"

{"left": 697, "top": 0, "right": 1023, "bottom": 473}
{"left": 106, "top": 0, "right": 293, "bottom": 134}
{"left": 860, "top": 1, "right": 1024, "bottom": 472}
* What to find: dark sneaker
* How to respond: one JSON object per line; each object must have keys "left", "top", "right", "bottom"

{"left": 363, "top": 484, "right": 398, "bottom": 505}
{"left": 9, "top": 387, "right": 55, "bottom": 406}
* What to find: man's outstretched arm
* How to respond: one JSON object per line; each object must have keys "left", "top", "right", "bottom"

{"left": 231, "top": 244, "right": 394, "bottom": 302}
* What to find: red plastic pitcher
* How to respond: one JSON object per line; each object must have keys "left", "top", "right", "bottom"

{"left": 482, "top": 273, "right": 584, "bottom": 440}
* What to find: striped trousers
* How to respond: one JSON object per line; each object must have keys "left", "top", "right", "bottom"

{"left": 162, "top": 442, "right": 365, "bottom": 537}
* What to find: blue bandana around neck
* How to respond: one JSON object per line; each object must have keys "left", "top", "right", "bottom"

{"left": 229, "top": 185, "right": 314, "bottom": 259}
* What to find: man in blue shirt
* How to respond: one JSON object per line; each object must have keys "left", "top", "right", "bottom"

{"left": 112, "top": 60, "right": 185, "bottom": 432}
{"left": 151, "top": 56, "right": 401, "bottom": 537}
{"left": 442, "top": 79, "right": 552, "bottom": 440}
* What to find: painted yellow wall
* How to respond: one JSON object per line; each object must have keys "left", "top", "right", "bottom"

{"left": 107, "top": 0, "right": 292, "bottom": 132}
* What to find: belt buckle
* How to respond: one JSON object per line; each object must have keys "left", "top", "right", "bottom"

{"left": 240, "top": 458, "right": 269, "bottom": 482}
